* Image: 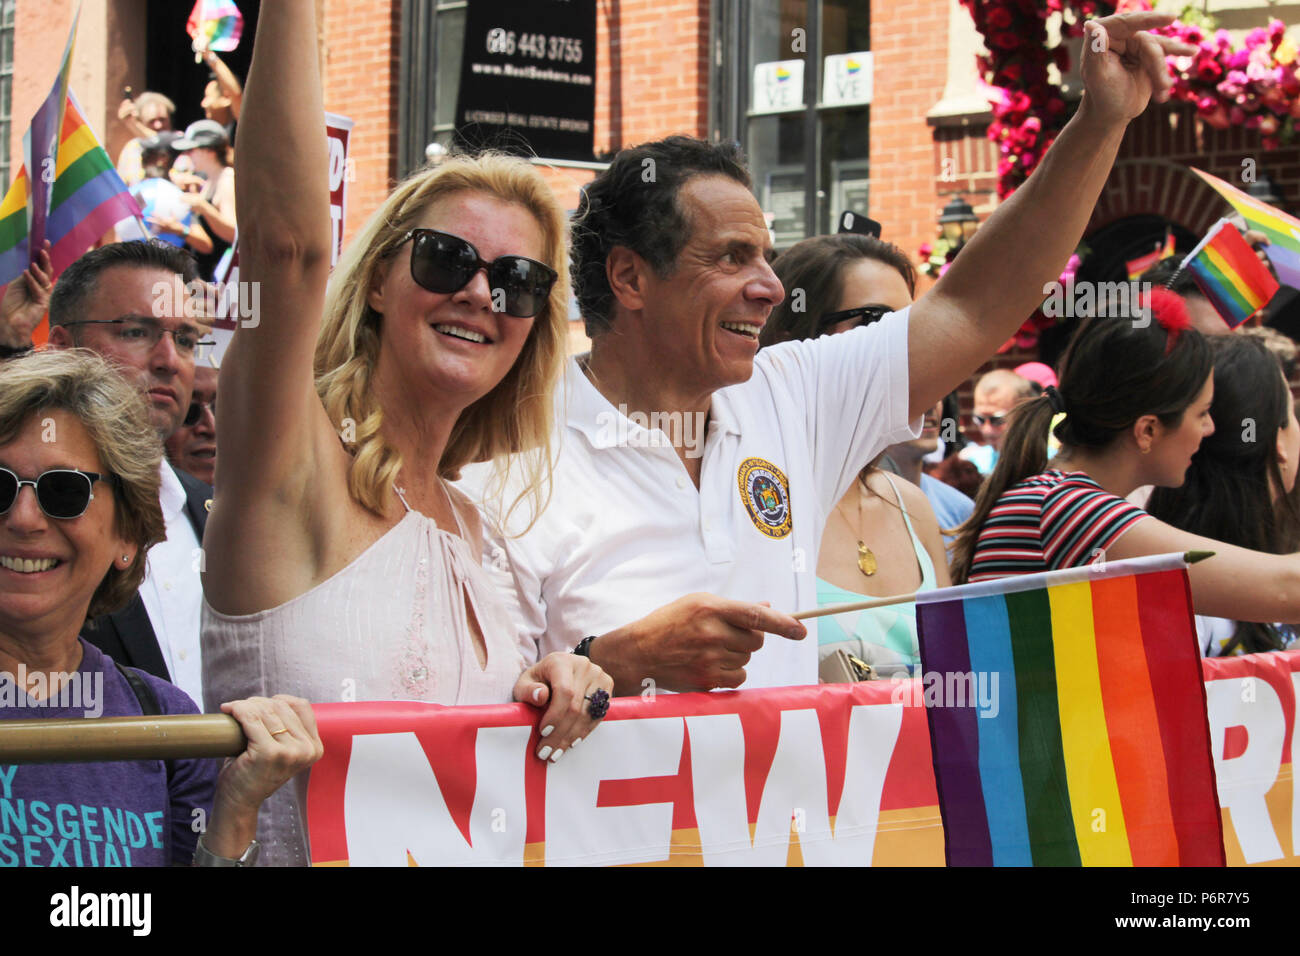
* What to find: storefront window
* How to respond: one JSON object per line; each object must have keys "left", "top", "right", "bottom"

{"left": 0, "top": 0, "right": 14, "bottom": 192}
{"left": 718, "top": 0, "right": 870, "bottom": 248}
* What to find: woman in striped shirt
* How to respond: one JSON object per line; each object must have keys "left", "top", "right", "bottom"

{"left": 951, "top": 289, "right": 1300, "bottom": 630}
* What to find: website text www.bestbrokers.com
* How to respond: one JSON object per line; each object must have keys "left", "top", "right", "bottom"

{"left": 470, "top": 61, "right": 594, "bottom": 85}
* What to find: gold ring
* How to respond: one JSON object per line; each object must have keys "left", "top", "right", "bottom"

{"left": 270, "top": 728, "right": 291, "bottom": 736}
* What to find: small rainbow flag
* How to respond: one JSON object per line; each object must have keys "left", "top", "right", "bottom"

{"left": 187, "top": 0, "right": 244, "bottom": 54}
{"left": 775, "top": 66, "right": 791, "bottom": 82}
{"left": 914, "top": 553, "right": 1223, "bottom": 867}
{"left": 1180, "top": 218, "right": 1279, "bottom": 328}
{"left": 1192, "top": 167, "right": 1300, "bottom": 290}
{"left": 1126, "top": 230, "right": 1175, "bottom": 281}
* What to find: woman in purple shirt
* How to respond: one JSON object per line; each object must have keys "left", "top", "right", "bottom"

{"left": 0, "top": 349, "right": 319, "bottom": 866}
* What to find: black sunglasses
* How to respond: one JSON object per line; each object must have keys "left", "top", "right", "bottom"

{"left": 399, "top": 229, "right": 557, "bottom": 319}
{"left": 183, "top": 398, "right": 216, "bottom": 427}
{"left": 816, "top": 304, "right": 891, "bottom": 337}
{"left": 972, "top": 413, "right": 1009, "bottom": 427}
{"left": 0, "top": 468, "right": 115, "bottom": 520}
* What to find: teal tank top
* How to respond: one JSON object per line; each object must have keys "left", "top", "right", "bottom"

{"left": 816, "top": 473, "right": 938, "bottom": 678}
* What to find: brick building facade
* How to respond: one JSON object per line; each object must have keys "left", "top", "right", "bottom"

{"left": 6, "top": 0, "right": 1300, "bottom": 399}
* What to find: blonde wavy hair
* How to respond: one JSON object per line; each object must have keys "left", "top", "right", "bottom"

{"left": 0, "top": 349, "right": 165, "bottom": 621}
{"left": 315, "top": 153, "right": 568, "bottom": 528}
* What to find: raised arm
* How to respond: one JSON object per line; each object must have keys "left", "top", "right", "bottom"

{"left": 906, "top": 12, "right": 1196, "bottom": 419}
{"left": 1106, "top": 517, "right": 1300, "bottom": 622}
{"left": 203, "top": 49, "right": 244, "bottom": 121}
{"left": 206, "top": 0, "right": 337, "bottom": 607}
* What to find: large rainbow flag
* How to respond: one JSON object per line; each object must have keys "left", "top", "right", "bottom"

{"left": 1192, "top": 167, "right": 1300, "bottom": 290}
{"left": 914, "top": 553, "right": 1223, "bottom": 867}
{"left": 0, "top": 92, "right": 145, "bottom": 288}
{"left": 1179, "top": 218, "right": 1279, "bottom": 328}
{"left": 23, "top": 3, "right": 79, "bottom": 267}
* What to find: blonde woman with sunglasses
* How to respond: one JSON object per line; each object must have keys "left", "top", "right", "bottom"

{"left": 200, "top": 1, "right": 611, "bottom": 866}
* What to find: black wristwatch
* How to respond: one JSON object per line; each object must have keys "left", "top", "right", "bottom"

{"left": 572, "top": 635, "right": 597, "bottom": 658}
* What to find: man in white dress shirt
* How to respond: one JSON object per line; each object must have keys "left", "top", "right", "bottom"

{"left": 472, "top": 13, "right": 1190, "bottom": 696}
{"left": 34, "top": 242, "right": 211, "bottom": 705}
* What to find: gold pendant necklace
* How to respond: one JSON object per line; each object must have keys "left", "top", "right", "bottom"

{"left": 857, "top": 540, "right": 878, "bottom": 576}
{"left": 837, "top": 476, "right": 878, "bottom": 577}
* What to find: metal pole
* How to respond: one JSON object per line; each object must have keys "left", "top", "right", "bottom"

{"left": 802, "top": 0, "right": 821, "bottom": 241}
{"left": 0, "top": 714, "right": 246, "bottom": 764}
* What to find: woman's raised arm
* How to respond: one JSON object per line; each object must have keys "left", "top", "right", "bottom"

{"left": 206, "top": 0, "right": 343, "bottom": 608}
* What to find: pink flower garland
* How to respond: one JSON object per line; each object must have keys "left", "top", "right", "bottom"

{"left": 946, "top": 1, "right": 1299, "bottom": 350}
{"left": 965, "top": 1, "right": 1299, "bottom": 196}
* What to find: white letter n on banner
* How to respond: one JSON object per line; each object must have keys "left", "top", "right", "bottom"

{"left": 342, "top": 727, "right": 531, "bottom": 866}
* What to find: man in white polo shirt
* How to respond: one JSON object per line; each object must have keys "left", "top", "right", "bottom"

{"left": 468, "top": 13, "right": 1189, "bottom": 696}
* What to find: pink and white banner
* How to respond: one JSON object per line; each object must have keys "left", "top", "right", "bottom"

{"left": 304, "top": 650, "right": 1300, "bottom": 866}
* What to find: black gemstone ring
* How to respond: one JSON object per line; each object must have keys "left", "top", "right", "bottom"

{"left": 585, "top": 689, "right": 610, "bottom": 720}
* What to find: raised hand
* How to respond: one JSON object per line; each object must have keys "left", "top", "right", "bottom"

{"left": 1079, "top": 12, "right": 1197, "bottom": 125}
{"left": 0, "top": 241, "right": 53, "bottom": 349}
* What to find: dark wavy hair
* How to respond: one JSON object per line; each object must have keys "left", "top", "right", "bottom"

{"left": 760, "top": 234, "right": 916, "bottom": 347}
{"left": 571, "top": 136, "right": 750, "bottom": 337}
{"left": 1146, "top": 335, "right": 1300, "bottom": 653}
{"left": 49, "top": 240, "right": 201, "bottom": 328}
{"left": 950, "top": 311, "right": 1213, "bottom": 583}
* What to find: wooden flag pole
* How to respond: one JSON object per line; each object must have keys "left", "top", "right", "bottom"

{"left": 0, "top": 714, "right": 245, "bottom": 764}
{"left": 794, "top": 549, "right": 1215, "bottom": 621}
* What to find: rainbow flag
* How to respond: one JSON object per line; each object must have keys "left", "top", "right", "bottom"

{"left": 1192, "top": 167, "right": 1300, "bottom": 290}
{"left": 914, "top": 553, "right": 1223, "bottom": 867}
{"left": 187, "top": 0, "right": 244, "bottom": 53}
{"left": 1126, "top": 230, "right": 1175, "bottom": 281}
{"left": 0, "top": 167, "right": 31, "bottom": 286}
{"left": 0, "top": 92, "right": 145, "bottom": 288}
{"left": 1180, "top": 218, "right": 1279, "bottom": 328}
{"left": 24, "top": 3, "right": 80, "bottom": 261}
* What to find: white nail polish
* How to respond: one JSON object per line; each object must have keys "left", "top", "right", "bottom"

{"left": 550, "top": 748, "right": 564, "bottom": 763}
{"left": 570, "top": 737, "right": 583, "bottom": 748}
{"left": 541, "top": 724, "right": 555, "bottom": 737}
{"left": 537, "top": 745, "right": 552, "bottom": 760}
{"left": 532, "top": 687, "right": 543, "bottom": 703}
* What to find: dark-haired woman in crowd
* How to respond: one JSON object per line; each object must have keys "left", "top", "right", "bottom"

{"left": 1145, "top": 334, "right": 1300, "bottom": 655}
{"left": 951, "top": 289, "right": 1300, "bottom": 633}
{"left": 763, "top": 234, "right": 951, "bottom": 677}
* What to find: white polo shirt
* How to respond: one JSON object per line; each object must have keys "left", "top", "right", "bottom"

{"left": 137, "top": 462, "right": 204, "bottom": 705}
{"left": 462, "top": 307, "right": 917, "bottom": 690}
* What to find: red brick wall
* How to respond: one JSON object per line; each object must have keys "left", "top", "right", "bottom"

{"left": 595, "top": 0, "right": 709, "bottom": 152}
{"left": 321, "top": 0, "right": 401, "bottom": 244}
{"left": 868, "top": 0, "right": 955, "bottom": 266}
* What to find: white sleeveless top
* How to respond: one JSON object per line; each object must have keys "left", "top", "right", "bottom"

{"left": 201, "top": 485, "right": 525, "bottom": 866}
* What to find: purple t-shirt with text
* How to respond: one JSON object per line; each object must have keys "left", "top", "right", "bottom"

{"left": 0, "top": 640, "right": 218, "bottom": 866}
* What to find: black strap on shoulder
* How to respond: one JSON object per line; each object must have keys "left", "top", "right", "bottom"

{"left": 113, "top": 661, "right": 176, "bottom": 780}
{"left": 115, "top": 660, "right": 160, "bottom": 715}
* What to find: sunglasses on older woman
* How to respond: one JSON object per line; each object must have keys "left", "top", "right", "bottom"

{"left": 398, "top": 228, "right": 557, "bottom": 319}
{"left": 0, "top": 467, "right": 115, "bottom": 520}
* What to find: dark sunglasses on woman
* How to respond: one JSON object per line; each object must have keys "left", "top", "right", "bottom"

{"left": 815, "top": 304, "right": 891, "bottom": 337}
{"left": 399, "top": 228, "right": 557, "bottom": 319}
{"left": 0, "top": 468, "right": 115, "bottom": 520}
